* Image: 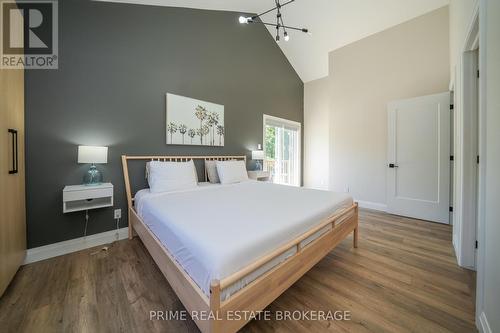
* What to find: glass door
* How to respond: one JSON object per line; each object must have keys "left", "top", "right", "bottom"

{"left": 263, "top": 115, "right": 301, "bottom": 186}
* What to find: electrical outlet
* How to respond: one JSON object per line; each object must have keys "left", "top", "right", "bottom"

{"left": 114, "top": 209, "right": 121, "bottom": 219}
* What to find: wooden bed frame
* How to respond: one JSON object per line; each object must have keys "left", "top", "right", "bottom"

{"left": 121, "top": 155, "right": 358, "bottom": 333}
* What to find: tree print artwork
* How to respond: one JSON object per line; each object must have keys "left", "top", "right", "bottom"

{"left": 188, "top": 129, "right": 196, "bottom": 144}
{"left": 166, "top": 94, "right": 224, "bottom": 146}
{"left": 207, "top": 112, "right": 219, "bottom": 145}
{"left": 195, "top": 105, "right": 208, "bottom": 143}
{"left": 167, "top": 122, "right": 177, "bottom": 143}
{"left": 216, "top": 125, "right": 225, "bottom": 146}
{"left": 178, "top": 124, "right": 187, "bottom": 144}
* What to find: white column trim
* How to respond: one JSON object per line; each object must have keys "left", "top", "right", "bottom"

{"left": 478, "top": 312, "right": 492, "bottom": 333}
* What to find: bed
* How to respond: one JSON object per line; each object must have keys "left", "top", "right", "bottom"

{"left": 122, "top": 155, "right": 358, "bottom": 333}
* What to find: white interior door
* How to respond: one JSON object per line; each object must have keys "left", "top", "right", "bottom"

{"left": 387, "top": 92, "right": 450, "bottom": 224}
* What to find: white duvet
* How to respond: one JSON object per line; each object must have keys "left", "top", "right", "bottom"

{"left": 135, "top": 181, "right": 352, "bottom": 299}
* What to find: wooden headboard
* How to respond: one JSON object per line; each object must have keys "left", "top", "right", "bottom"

{"left": 121, "top": 155, "right": 247, "bottom": 210}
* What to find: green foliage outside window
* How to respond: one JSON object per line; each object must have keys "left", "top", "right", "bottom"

{"left": 265, "top": 126, "right": 275, "bottom": 159}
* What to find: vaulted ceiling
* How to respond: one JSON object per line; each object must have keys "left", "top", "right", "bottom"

{"left": 96, "top": 0, "right": 449, "bottom": 82}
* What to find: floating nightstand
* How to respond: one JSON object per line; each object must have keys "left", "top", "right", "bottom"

{"left": 63, "top": 183, "right": 113, "bottom": 213}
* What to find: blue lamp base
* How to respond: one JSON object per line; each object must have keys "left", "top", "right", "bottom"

{"left": 255, "top": 160, "right": 263, "bottom": 171}
{"left": 83, "top": 164, "right": 103, "bottom": 185}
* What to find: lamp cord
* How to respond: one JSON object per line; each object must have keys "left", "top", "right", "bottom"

{"left": 84, "top": 210, "right": 89, "bottom": 237}
{"left": 84, "top": 210, "right": 121, "bottom": 241}
{"left": 115, "top": 217, "right": 120, "bottom": 241}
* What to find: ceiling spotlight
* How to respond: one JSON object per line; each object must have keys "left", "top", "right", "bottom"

{"left": 239, "top": 16, "right": 249, "bottom": 24}
{"left": 276, "top": 35, "right": 280, "bottom": 42}
{"left": 284, "top": 32, "right": 290, "bottom": 41}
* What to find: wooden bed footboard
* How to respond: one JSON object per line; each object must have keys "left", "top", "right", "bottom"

{"left": 210, "top": 203, "right": 358, "bottom": 333}
{"left": 122, "top": 155, "right": 359, "bottom": 333}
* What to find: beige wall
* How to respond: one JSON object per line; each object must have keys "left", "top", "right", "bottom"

{"left": 327, "top": 7, "right": 450, "bottom": 205}
{"left": 304, "top": 77, "right": 330, "bottom": 189}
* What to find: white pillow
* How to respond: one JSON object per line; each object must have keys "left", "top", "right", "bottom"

{"left": 205, "top": 160, "right": 220, "bottom": 184}
{"left": 147, "top": 160, "right": 198, "bottom": 193}
{"left": 216, "top": 160, "right": 248, "bottom": 184}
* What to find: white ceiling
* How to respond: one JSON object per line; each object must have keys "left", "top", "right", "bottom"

{"left": 96, "top": 0, "right": 449, "bottom": 82}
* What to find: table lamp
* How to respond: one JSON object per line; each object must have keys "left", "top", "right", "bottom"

{"left": 252, "top": 144, "right": 265, "bottom": 171}
{"left": 78, "top": 145, "right": 108, "bottom": 185}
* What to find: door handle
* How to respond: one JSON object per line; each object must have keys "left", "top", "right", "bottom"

{"left": 8, "top": 129, "right": 18, "bottom": 174}
{"left": 388, "top": 163, "right": 398, "bottom": 168}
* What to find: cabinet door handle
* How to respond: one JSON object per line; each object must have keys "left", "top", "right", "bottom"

{"left": 8, "top": 129, "right": 18, "bottom": 174}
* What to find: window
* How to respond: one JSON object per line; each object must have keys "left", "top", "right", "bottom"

{"left": 263, "top": 115, "right": 301, "bottom": 186}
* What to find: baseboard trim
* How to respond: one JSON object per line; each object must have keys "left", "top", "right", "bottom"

{"left": 356, "top": 200, "right": 387, "bottom": 212}
{"left": 24, "top": 227, "right": 129, "bottom": 265}
{"left": 452, "top": 233, "right": 460, "bottom": 262}
{"left": 478, "top": 311, "right": 492, "bottom": 333}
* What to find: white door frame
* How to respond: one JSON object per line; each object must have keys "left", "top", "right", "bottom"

{"left": 453, "top": 4, "right": 480, "bottom": 270}
{"left": 263, "top": 114, "right": 302, "bottom": 186}
{"left": 475, "top": 0, "right": 487, "bottom": 329}
{"left": 450, "top": 1, "right": 487, "bottom": 329}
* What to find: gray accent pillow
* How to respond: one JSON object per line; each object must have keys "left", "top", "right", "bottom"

{"left": 205, "top": 160, "right": 220, "bottom": 184}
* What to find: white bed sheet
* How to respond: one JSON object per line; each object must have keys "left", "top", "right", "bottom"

{"left": 135, "top": 181, "right": 353, "bottom": 300}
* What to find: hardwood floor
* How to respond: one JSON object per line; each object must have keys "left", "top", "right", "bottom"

{"left": 0, "top": 209, "right": 477, "bottom": 333}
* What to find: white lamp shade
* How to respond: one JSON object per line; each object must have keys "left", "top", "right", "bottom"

{"left": 251, "top": 150, "right": 264, "bottom": 160}
{"left": 78, "top": 146, "right": 108, "bottom": 164}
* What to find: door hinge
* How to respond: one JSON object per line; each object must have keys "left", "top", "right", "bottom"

{"left": 477, "top": 70, "right": 480, "bottom": 78}
{"left": 450, "top": 155, "right": 454, "bottom": 161}
{"left": 475, "top": 240, "right": 478, "bottom": 249}
{"left": 477, "top": 155, "right": 480, "bottom": 164}
{"left": 450, "top": 104, "right": 454, "bottom": 110}
{"left": 449, "top": 206, "right": 453, "bottom": 212}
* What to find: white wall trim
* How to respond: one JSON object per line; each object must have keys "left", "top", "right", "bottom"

{"left": 356, "top": 200, "right": 387, "bottom": 212}
{"left": 461, "top": 2, "right": 480, "bottom": 52}
{"left": 453, "top": 0, "right": 480, "bottom": 269}
{"left": 24, "top": 227, "right": 129, "bottom": 265}
{"left": 475, "top": 0, "right": 488, "bottom": 328}
{"left": 452, "top": 233, "right": 461, "bottom": 264}
{"left": 458, "top": 49, "right": 479, "bottom": 269}
{"left": 478, "top": 312, "right": 492, "bottom": 333}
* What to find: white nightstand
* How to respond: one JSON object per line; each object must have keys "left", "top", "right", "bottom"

{"left": 248, "top": 170, "right": 271, "bottom": 181}
{"left": 63, "top": 183, "right": 114, "bottom": 213}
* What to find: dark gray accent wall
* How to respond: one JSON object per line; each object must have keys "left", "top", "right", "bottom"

{"left": 25, "top": 0, "right": 303, "bottom": 248}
